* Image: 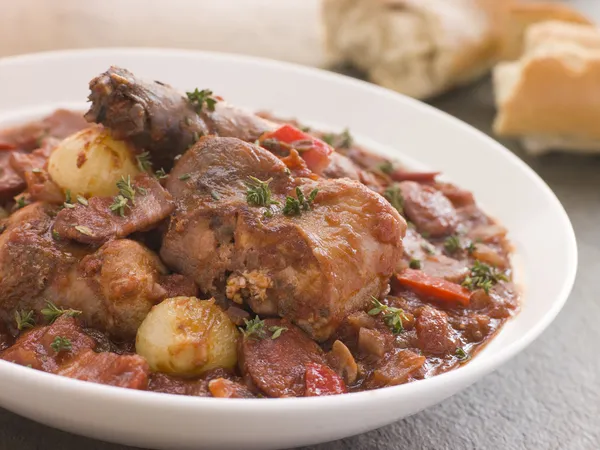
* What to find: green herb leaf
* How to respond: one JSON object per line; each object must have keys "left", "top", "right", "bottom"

{"left": 136, "top": 151, "right": 152, "bottom": 172}
{"left": 321, "top": 129, "right": 353, "bottom": 148}
{"left": 50, "top": 336, "right": 72, "bottom": 353}
{"left": 41, "top": 301, "right": 82, "bottom": 324}
{"left": 269, "top": 326, "right": 288, "bottom": 340}
{"left": 15, "top": 310, "right": 35, "bottom": 331}
{"left": 65, "top": 189, "right": 72, "bottom": 204}
{"left": 384, "top": 184, "right": 403, "bottom": 215}
{"left": 178, "top": 173, "right": 191, "bottom": 181}
{"left": 240, "top": 317, "right": 266, "bottom": 339}
{"left": 155, "top": 168, "right": 168, "bottom": 180}
{"left": 461, "top": 261, "right": 508, "bottom": 294}
{"left": 282, "top": 187, "right": 318, "bottom": 216}
{"left": 109, "top": 195, "right": 129, "bottom": 217}
{"left": 76, "top": 195, "right": 88, "bottom": 206}
{"left": 116, "top": 176, "right": 136, "bottom": 203}
{"left": 378, "top": 161, "right": 394, "bottom": 174}
{"left": 74, "top": 225, "right": 94, "bottom": 237}
{"left": 15, "top": 196, "right": 28, "bottom": 210}
{"left": 466, "top": 242, "right": 477, "bottom": 255}
{"left": 210, "top": 190, "right": 220, "bottom": 201}
{"left": 444, "top": 235, "right": 461, "bottom": 254}
{"left": 52, "top": 230, "right": 60, "bottom": 241}
{"left": 246, "top": 177, "right": 280, "bottom": 208}
{"left": 186, "top": 88, "right": 218, "bottom": 112}
{"left": 368, "top": 297, "right": 408, "bottom": 334}
{"left": 455, "top": 347, "right": 470, "bottom": 361}
{"left": 409, "top": 258, "right": 421, "bottom": 269}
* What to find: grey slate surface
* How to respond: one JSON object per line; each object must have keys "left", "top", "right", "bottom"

{"left": 1, "top": 78, "right": 598, "bottom": 450}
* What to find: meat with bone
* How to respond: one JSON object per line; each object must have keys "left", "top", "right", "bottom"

{"left": 53, "top": 173, "right": 175, "bottom": 246}
{"left": 85, "top": 66, "right": 364, "bottom": 179}
{"left": 0, "top": 203, "right": 191, "bottom": 339}
{"left": 85, "top": 66, "right": 276, "bottom": 171}
{"left": 160, "top": 136, "right": 405, "bottom": 341}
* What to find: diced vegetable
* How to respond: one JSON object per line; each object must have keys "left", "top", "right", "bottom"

{"left": 394, "top": 269, "right": 471, "bottom": 306}
{"left": 260, "top": 124, "right": 333, "bottom": 174}
{"left": 305, "top": 362, "right": 347, "bottom": 396}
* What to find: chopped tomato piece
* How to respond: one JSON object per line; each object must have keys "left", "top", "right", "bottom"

{"left": 261, "top": 124, "right": 333, "bottom": 175}
{"left": 390, "top": 170, "right": 440, "bottom": 183}
{"left": 305, "top": 362, "right": 347, "bottom": 396}
{"left": 394, "top": 269, "right": 471, "bottom": 306}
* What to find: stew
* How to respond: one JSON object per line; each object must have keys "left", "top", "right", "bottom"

{"left": 0, "top": 67, "right": 519, "bottom": 398}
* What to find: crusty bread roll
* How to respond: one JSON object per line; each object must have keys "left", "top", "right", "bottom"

{"left": 501, "top": 2, "right": 592, "bottom": 61}
{"left": 322, "top": 0, "right": 509, "bottom": 99}
{"left": 493, "top": 21, "right": 600, "bottom": 155}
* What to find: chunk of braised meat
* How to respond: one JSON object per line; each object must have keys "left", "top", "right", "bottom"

{"left": 157, "top": 273, "right": 198, "bottom": 299}
{"left": 0, "top": 316, "right": 95, "bottom": 372}
{"left": 53, "top": 173, "right": 174, "bottom": 246}
{"left": 24, "top": 170, "right": 65, "bottom": 204}
{"left": 0, "top": 150, "right": 26, "bottom": 203}
{"left": 434, "top": 182, "right": 475, "bottom": 207}
{"left": 399, "top": 181, "right": 458, "bottom": 237}
{"left": 0, "top": 110, "right": 87, "bottom": 202}
{"left": 0, "top": 110, "right": 86, "bottom": 152}
{"left": 58, "top": 349, "right": 150, "bottom": 389}
{"left": 208, "top": 378, "right": 256, "bottom": 398}
{"left": 449, "top": 314, "right": 492, "bottom": 343}
{"left": 239, "top": 319, "right": 327, "bottom": 397}
{"left": 365, "top": 349, "right": 426, "bottom": 389}
{"left": 415, "top": 306, "right": 459, "bottom": 356}
{"left": 149, "top": 373, "right": 210, "bottom": 397}
{"left": 357, "top": 327, "right": 391, "bottom": 359}
{"left": 85, "top": 67, "right": 277, "bottom": 170}
{"left": 0, "top": 203, "right": 188, "bottom": 339}
{"left": 0, "top": 322, "right": 13, "bottom": 352}
{"left": 161, "top": 136, "right": 405, "bottom": 341}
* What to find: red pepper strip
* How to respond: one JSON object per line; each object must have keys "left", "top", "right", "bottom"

{"left": 394, "top": 269, "right": 471, "bottom": 306}
{"left": 0, "top": 142, "right": 17, "bottom": 151}
{"left": 305, "top": 362, "right": 347, "bottom": 396}
{"left": 390, "top": 170, "right": 440, "bottom": 183}
{"left": 261, "top": 124, "right": 333, "bottom": 175}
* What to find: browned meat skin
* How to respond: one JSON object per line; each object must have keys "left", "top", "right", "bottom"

{"left": 57, "top": 349, "right": 149, "bottom": 389}
{"left": 0, "top": 316, "right": 95, "bottom": 372}
{"left": 160, "top": 136, "right": 405, "bottom": 341}
{"left": 53, "top": 173, "right": 175, "bottom": 245}
{"left": 85, "top": 66, "right": 277, "bottom": 170}
{"left": 0, "top": 203, "right": 186, "bottom": 339}
{"left": 0, "top": 150, "right": 26, "bottom": 203}
{"left": 365, "top": 349, "right": 426, "bottom": 389}
{"left": 399, "top": 181, "right": 458, "bottom": 237}
{"left": 239, "top": 319, "right": 325, "bottom": 398}
{"left": 415, "top": 306, "right": 458, "bottom": 355}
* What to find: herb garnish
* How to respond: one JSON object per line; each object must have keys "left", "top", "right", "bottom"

{"left": 136, "top": 151, "right": 152, "bottom": 172}
{"left": 421, "top": 241, "right": 435, "bottom": 255}
{"left": 444, "top": 235, "right": 461, "bottom": 254}
{"left": 63, "top": 189, "right": 75, "bottom": 209}
{"left": 155, "top": 168, "right": 168, "bottom": 179}
{"left": 186, "top": 88, "right": 218, "bottom": 112}
{"left": 368, "top": 297, "right": 409, "bottom": 334}
{"left": 15, "top": 196, "right": 28, "bottom": 209}
{"left": 269, "top": 326, "right": 288, "bottom": 340}
{"left": 322, "top": 129, "right": 353, "bottom": 148}
{"left": 282, "top": 187, "right": 318, "bottom": 216}
{"left": 246, "top": 177, "right": 280, "bottom": 209}
{"left": 76, "top": 195, "right": 88, "bottom": 206}
{"left": 178, "top": 173, "right": 191, "bottom": 181}
{"left": 41, "top": 302, "right": 82, "bottom": 324}
{"left": 378, "top": 161, "right": 394, "bottom": 174}
{"left": 52, "top": 230, "right": 60, "bottom": 241}
{"left": 210, "top": 190, "right": 220, "bottom": 201}
{"left": 240, "top": 317, "right": 266, "bottom": 339}
{"left": 74, "top": 225, "right": 93, "bottom": 236}
{"left": 461, "top": 261, "right": 508, "bottom": 294}
{"left": 15, "top": 310, "right": 35, "bottom": 331}
{"left": 31, "top": 168, "right": 42, "bottom": 173}
{"left": 384, "top": 184, "right": 403, "bottom": 215}
{"left": 110, "top": 176, "right": 137, "bottom": 216}
{"left": 50, "top": 336, "right": 72, "bottom": 353}
{"left": 409, "top": 258, "right": 421, "bottom": 269}
{"left": 455, "top": 347, "right": 470, "bottom": 361}
{"left": 466, "top": 242, "right": 477, "bottom": 255}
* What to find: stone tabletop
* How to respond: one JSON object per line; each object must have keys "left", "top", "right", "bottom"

{"left": 1, "top": 78, "right": 598, "bottom": 450}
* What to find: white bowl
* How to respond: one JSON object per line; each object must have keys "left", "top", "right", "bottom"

{"left": 0, "top": 49, "right": 577, "bottom": 450}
